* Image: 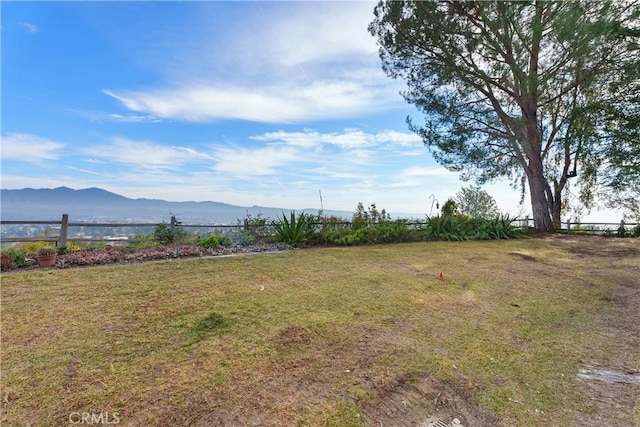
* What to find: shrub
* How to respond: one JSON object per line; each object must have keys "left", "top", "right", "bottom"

{"left": 616, "top": 221, "right": 628, "bottom": 237}
{"left": 2, "top": 248, "right": 27, "bottom": 267}
{"left": 632, "top": 223, "right": 640, "bottom": 237}
{"left": 197, "top": 233, "right": 232, "bottom": 249}
{"left": 15, "top": 241, "right": 55, "bottom": 255}
{"left": 352, "top": 202, "right": 391, "bottom": 229}
{"left": 57, "top": 242, "right": 82, "bottom": 254}
{"left": 307, "top": 214, "right": 350, "bottom": 245}
{"left": 425, "top": 214, "right": 470, "bottom": 241}
{"left": 271, "top": 211, "right": 313, "bottom": 247}
{"left": 440, "top": 198, "right": 459, "bottom": 217}
{"left": 153, "top": 223, "right": 192, "bottom": 245}
{"left": 1, "top": 254, "right": 17, "bottom": 271}
{"left": 130, "top": 233, "right": 158, "bottom": 248}
{"left": 425, "top": 214, "right": 523, "bottom": 241}
{"left": 320, "top": 219, "right": 422, "bottom": 246}
{"left": 237, "top": 213, "right": 271, "bottom": 244}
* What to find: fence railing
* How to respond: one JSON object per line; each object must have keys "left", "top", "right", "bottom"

{"left": 0, "top": 214, "right": 636, "bottom": 247}
{"left": 0, "top": 214, "right": 250, "bottom": 247}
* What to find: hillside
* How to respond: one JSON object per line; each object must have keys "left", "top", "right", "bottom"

{"left": 0, "top": 187, "right": 352, "bottom": 224}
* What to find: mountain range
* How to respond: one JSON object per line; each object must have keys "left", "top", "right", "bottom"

{"left": 0, "top": 187, "right": 355, "bottom": 224}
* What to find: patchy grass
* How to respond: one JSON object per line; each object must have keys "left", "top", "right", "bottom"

{"left": 1, "top": 236, "right": 638, "bottom": 426}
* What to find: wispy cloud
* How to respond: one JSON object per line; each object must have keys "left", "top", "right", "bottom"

{"left": 1, "top": 133, "right": 64, "bottom": 163}
{"left": 107, "top": 114, "right": 160, "bottom": 123}
{"left": 387, "top": 166, "right": 460, "bottom": 189}
{"left": 19, "top": 22, "right": 40, "bottom": 34}
{"left": 104, "top": 78, "right": 398, "bottom": 124}
{"left": 212, "top": 145, "right": 304, "bottom": 178}
{"left": 251, "top": 129, "right": 422, "bottom": 150}
{"left": 82, "top": 138, "right": 215, "bottom": 170}
{"left": 103, "top": 2, "right": 405, "bottom": 124}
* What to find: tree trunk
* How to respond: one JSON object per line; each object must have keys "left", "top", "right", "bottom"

{"left": 551, "top": 186, "right": 562, "bottom": 229}
{"left": 527, "top": 172, "right": 556, "bottom": 232}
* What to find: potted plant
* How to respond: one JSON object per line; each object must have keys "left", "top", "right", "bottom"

{"left": 36, "top": 246, "right": 57, "bottom": 268}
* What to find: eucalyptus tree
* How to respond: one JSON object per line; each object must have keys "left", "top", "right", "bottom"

{"left": 370, "top": 1, "right": 639, "bottom": 231}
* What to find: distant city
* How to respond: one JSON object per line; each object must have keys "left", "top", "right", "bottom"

{"left": 0, "top": 187, "right": 357, "bottom": 244}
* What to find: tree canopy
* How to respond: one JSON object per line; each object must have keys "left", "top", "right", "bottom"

{"left": 370, "top": 0, "right": 639, "bottom": 231}
{"left": 455, "top": 186, "right": 500, "bottom": 219}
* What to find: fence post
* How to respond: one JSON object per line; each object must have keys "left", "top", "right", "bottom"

{"left": 59, "top": 214, "right": 69, "bottom": 248}
{"left": 170, "top": 216, "right": 176, "bottom": 233}
{"left": 566, "top": 219, "right": 571, "bottom": 230}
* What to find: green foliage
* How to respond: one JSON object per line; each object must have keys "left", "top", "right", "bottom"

{"left": 57, "top": 242, "right": 82, "bottom": 255}
{"left": 425, "top": 214, "right": 524, "bottom": 241}
{"left": 130, "top": 233, "right": 158, "bottom": 248}
{"left": 352, "top": 202, "right": 391, "bottom": 229}
{"left": 456, "top": 186, "right": 500, "bottom": 219}
{"left": 2, "top": 248, "right": 27, "bottom": 267}
{"left": 307, "top": 214, "right": 351, "bottom": 246}
{"left": 271, "top": 211, "right": 313, "bottom": 247}
{"left": 325, "top": 220, "right": 421, "bottom": 246}
{"left": 153, "top": 222, "right": 191, "bottom": 245}
{"left": 14, "top": 241, "right": 56, "bottom": 255}
{"left": 369, "top": 1, "right": 638, "bottom": 231}
{"left": 632, "top": 223, "right": 640, "bottom": 237}
{"left": 237, "top": 212, "right": 271, "bottom": 244}
{"left": 440, "top": 198, "right": 459, "bottom": 217}
{"left": 319, "top": 203, "right": 422, "bottom": 246}
{"left": 616, "top": 221, "right": 628, "bottom": 238}
{"left": 425, "top": 214, "right": 469, "bottom": 241}
{"left": 197, "top": 233, "right": 232, "bottom": 249}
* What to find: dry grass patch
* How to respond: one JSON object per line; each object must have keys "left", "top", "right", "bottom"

{"left": 1, "top": 236, "right": 638, "bottom": 426}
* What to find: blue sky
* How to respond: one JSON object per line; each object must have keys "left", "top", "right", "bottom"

{"left": 0, "top": 1, "right": 618, "bottom": 220}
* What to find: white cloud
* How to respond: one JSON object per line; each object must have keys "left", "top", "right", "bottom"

{"left": 212, "top": 145, "right": 303, "bottom": 178}
{"left": 249, "top": 1, "right": 378, "bottom": 69}
{"left": 1, "top": 133, "right": 65, "bottom": 163}
{"left": 19, "top": 22, "right": 40, "bottom": 34}
{"left": 103, "top": 2, "right": 405, "bottom": 124}
{"left": 252, "top": 128, "right": 422, "bottom": 150}
{"left": 104, "top": 78, "right": 399, "bottom": 124}
{"left": 386, "top": 166, "right": 461, "bottom": 190}
{"left": 82, "top": 138, "right": 215, "bottom": 170}
{"left": 108, "top": 114, "right": 160, "bottom": 123}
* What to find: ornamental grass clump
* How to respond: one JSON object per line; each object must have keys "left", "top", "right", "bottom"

{"left": 271, "top": 211, "right": 314, "bottom": 247}
{"left": 36, "top": 246, "right": 57, "bottom": 257}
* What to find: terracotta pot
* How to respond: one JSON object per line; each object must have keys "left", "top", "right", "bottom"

{"left": 37, "top": 254, "right": 57, "bottom": 268}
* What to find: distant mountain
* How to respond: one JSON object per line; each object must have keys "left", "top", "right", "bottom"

{"left": 0, "top": 187, "right": 353, "bottom": 224}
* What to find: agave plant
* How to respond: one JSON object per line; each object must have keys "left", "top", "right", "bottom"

{"left": 271, "top": 211, "right": 314, "bottom": 247}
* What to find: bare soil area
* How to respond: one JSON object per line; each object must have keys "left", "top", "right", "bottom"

{"left": 540, "top": 236, "right": 640, "bottom": 426}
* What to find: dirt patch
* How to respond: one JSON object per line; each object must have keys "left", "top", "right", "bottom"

{"left": 274, "top": 325, "right": 315, "bottom": 349}
{"left": 537, "top": 234, "right": 640, "bottom": 258}
{"left": 363, "top": 374, "right": 501, "bottom": 427}
{"left": 559, "top": 236, "right": 640, "bottom": 426}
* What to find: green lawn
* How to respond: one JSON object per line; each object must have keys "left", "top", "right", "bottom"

{"left": 1, "top": 237, "right": 638, "bottom": 426}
